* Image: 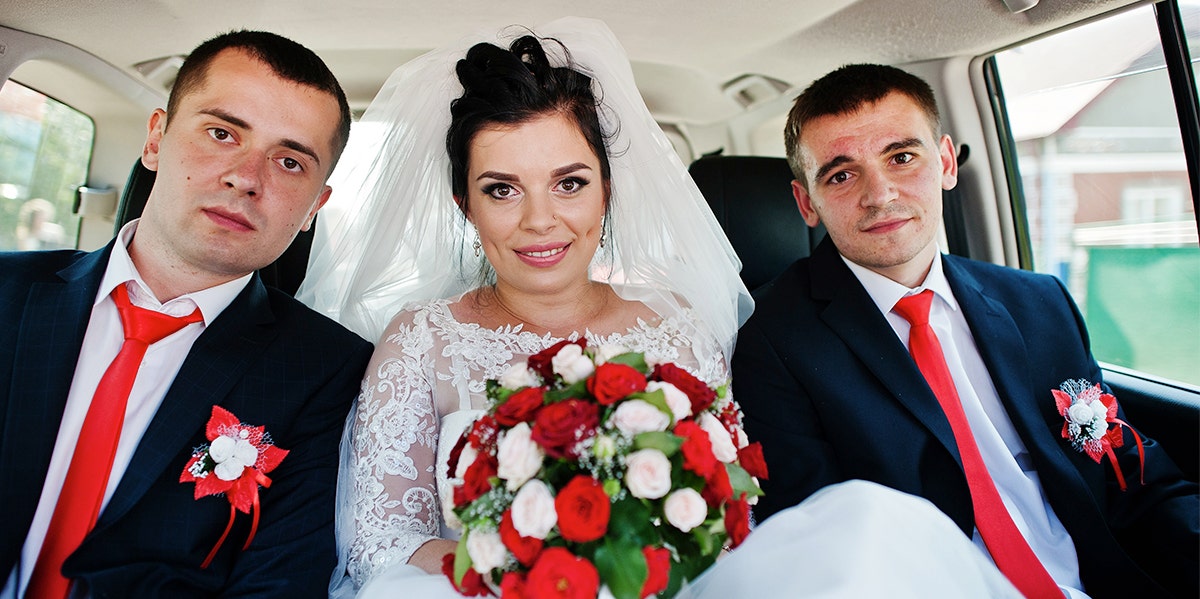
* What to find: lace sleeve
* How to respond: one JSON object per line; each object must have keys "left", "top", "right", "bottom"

{"left": 344, "top": 308, "right": 443, "bottom": 586}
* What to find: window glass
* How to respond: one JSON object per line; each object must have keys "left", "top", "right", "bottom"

{"left": 993, "top": 2, "right": 1200, "bottom": 386}
{"left": 0, "top": 80, "right": 94, "bottom": 251}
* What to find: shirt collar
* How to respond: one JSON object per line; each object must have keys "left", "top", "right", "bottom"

{"left": 840, "top": 249, "right": 960, "bottom": 316}
{"left": 97, "top": 219, "right": 253, "bottom": 323}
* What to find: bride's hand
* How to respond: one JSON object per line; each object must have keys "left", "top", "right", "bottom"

{"left": 409, "top": 538, "right": 460, "bottom": 575}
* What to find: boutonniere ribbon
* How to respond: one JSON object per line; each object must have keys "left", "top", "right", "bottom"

{"left": 1053, "top": 379, "right": 1144, "bottom": 491}
{"left": 180, "top": 406, "right": 289, "bottom": 568}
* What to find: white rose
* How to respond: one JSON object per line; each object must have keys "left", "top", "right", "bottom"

{"left": 497, "top": 422, "right": 544, "bottom": 490}
{"left": 624, "top": 448, "right": 672, "bottom": 499}
{"left": 647, "top": 381, "right": 690, "bottom": 421}
{"left": 612, "top": 399, "right": 670, "bottom": 436}
{"left": 210, "top": 434, "right": 258, "bottom": 481}
{"left": 466, "top": 529, "right": 507, "bottom": 574}
{"left": 455, "top": 443, "right": 478, "bottom": 479}
{"left": 664, "top": 488, "right": 707, "bottom": 532}
{"left": 735, "top": 426, "right": 749, "bottom": 449}
{"left": 552, "top": 343, "right": 595, "bottom": 383}
{"left": 209, "top": 435, "right": 235, "bottom": 463}
{"left": 1090, "top": 400, "right": 1109, "bottom": 422}
{"left": 1090, "top": 420, "right": 1108, "bottom": 440}
{"left": 699, "top": 412, "right": 738, "bottom": 463}
{"left": 1068, "top": 402, "right": 1095, "bottom": 426}
{"left": 511, "top": 479, "right": 557, "bottom": 539}
{"left": 499, "top": 363, "right": 539, "bottom": 389}
{"left": 593, "top": 343, "right": 631, "bottom": 365}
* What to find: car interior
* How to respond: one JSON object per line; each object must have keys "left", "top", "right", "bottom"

{"left": 2, "top": 0, "right": 1197, "bottom": 478}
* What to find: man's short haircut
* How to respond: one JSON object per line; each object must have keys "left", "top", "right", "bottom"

{"left": 784, "top": 64, "right": 941, "bottom": 188}
{"left": 167, "top": 30, "right": 352, "bottom": 173}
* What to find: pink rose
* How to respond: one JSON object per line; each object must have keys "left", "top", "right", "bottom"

{"left": 664, "top": 488, "right": 707, "bottom": 532}
{"left": 497, "top": 422, "right": 544, "bottom": 490}
{"left": 624, "top": 448, "right": 672, "bottom": 499}
{"left": 611, "top": 399, "right": 670, "bottom": 436}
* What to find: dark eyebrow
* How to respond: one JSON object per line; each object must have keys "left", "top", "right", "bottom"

{"left": 551, "top": 163, "right": 591, "bottom": 177}
{"left": 882, "top": 137, "right": 925, "bottom": 155}
{"left": 476, "top": 170, "right": 517, "bottom": 182}
{"left": 200, "top": 108, "right": 322, "bottom": 167}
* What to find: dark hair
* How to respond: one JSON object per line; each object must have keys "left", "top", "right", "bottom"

{"left": 168, "top": 30, "right": 352, "bottom": 173}
{"left": 446, "top": 35, "right": 611, "bottom": 209}
{"left": 784, "top": 64, "right": 941, "bottom": 188}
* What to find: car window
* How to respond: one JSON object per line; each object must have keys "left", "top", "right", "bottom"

{"left": 0, "top": 80, "right": 94, "bottom": 251}
{"left": 992, "top": 1, "right": 1200, "bottom": 386}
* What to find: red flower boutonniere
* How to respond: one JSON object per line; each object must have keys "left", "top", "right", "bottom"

{"left": 180, "top": 406, "right": 289, "bottom": 567}
{"left": 1052, "top": 379, "right": 1144, "bottom": 491}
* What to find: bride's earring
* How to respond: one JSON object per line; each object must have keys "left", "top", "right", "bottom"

{"left": 473, "top": 239, "right": 482, "bottom": 257}
{"left": 599, "top": 230, "right": 606, "bottom": 249}
{"left": 599, "top": 215, "right": 607, "bottom": 248}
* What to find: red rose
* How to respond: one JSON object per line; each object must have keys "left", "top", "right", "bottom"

{"left": 737, "top": 442, "right": 769, "bottom": 480}
{"left": 724, "top": 494, "right": 751, "bottom": 548}
{"left": 675, "top": 420, "right": 717, "bottom": 479}
{"left": 532, "top": 399, "right": 599, "bottom": 459}
{"left": 587, "top": 363, "right": 647, "bottom": 405}
{"left": 500, "top": 571, "right": 528, "bottom": 598}
{"left": 652, "top": 363, "right": 716, "bottom": 414}
{"left": 441, "top": 553, "right": 493, "bottom": 596}
{"left": 495, "top": 387, "right": 546, "bottom": 427}
{"left": 500, "top": 509, "right": 543, "bottom": 566}
{"left": 702, "top": 462, "right": 733, "bottom": 507}
{"left": 526, "top": 547, "right": 599, "bottom": 599}
{"left": 467, "top": 415, "right": 500, "bottom": 451}
{"left": 554, "top": 475, "right": 610, "bottom": 543}
{"left": 641, "top": 546, "right": 672, "bottom": 598}
{"left": 453, "top": 453, "right": 497, "bottom": 507}
{"left": 445, "top": 430, "right": 470, "bottom": 480}
{"left": 528, "top": 339, "right": 587, "bottom": 380}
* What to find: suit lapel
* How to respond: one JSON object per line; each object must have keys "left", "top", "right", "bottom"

{"left": 809, "top": 240, "right": 962, "bottom": 463}
{"left": 94, "top": 276, "right": 278, "bottom": 530}
{"left": 943, "top": 257, "right": 1099, "bottom": 502}
{"left": 2, "top": 248, "right": 110, "bottom": 543}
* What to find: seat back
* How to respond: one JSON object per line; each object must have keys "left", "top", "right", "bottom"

{"left": 688, "top": 155, "right": 824, "bottom": 291}
{"left": 113, "top": 159, "right": 315, "bottom": 296}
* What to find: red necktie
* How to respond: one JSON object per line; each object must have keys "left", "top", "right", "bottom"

{"left": 894, "top": 290, "right": 1062, "bottom": 599}
{"left": 27, "top": 283, "right": 202, "bottom": 599}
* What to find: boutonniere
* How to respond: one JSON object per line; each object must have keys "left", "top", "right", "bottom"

{"left": 1052, "top": 379, "right": 1144, "bottom": 490}
{"left": 180, "top": 406, "right": 289, "bottom": 568}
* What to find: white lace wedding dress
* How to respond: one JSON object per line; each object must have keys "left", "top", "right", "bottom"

{"left": 333, "top": 298, "right": 1019, "bottom": 599}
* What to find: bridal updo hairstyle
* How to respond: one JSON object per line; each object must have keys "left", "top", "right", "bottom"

{"left": 446, "top": 35, "right": 612, "bottom": 213}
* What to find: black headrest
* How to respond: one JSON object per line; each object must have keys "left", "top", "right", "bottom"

{"left": 113, "top": 158, "right": 315, "bottom": 296}
{"left": 688, "top": 155, "right": 824, "bottom": 290}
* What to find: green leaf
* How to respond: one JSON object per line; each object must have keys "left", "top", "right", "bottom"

{"left": 725, "top": 462, "right": 764, "bottom": 498}
{"left": 595, "top": 536, "right": 647, "bottom": 599}
{"left": 608, "top": 496, "right": 654, "bottom": 545}
{"left": 453, "top": 535, "right": 472, "bottom": 587}
{"left": 633, "top": 431, "right": 683, "bottom": 457}
{"left": 544, "top": 378, "right": 589, "bottom": 403}
{"left": 604, "top": 352, "right": 649, "bottom": 372}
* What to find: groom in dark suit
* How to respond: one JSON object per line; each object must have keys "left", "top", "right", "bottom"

{"left": 0, "top": 31, "right": 372, "bottom": 597}
{"left": 733, "top": 64, "right": 1197, "bottom": 598}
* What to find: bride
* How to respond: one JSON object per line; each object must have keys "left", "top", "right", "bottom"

{"left": 300, "top": 17, "right": 1019, "bottom": 599}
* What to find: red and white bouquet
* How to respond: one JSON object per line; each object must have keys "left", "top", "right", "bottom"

{"left": 444, "top": 339, "right": 767, "bottom": 598}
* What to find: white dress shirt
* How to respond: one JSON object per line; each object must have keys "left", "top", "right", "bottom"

{"left": 842, "top": 252, "right": 1090, "bottom": 599}
{"left": 3, "top": 220, "right": 251, "bottom": 598}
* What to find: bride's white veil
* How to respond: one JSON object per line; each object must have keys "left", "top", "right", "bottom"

{"left": 298, "top": 17, "right": 751, "bottom": 363}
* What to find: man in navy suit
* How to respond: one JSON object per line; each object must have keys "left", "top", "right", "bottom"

{"left": 733, "top": 64, "right": 1197, "bottom": 598}
{"left": 0, "top": 31, "right": 372, "bottom": 597}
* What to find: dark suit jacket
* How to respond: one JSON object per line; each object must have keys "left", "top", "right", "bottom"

{"left": 0, "top": 244, "right": 373, "bottom": 598}
{"left": 733, "top": 237, "right": 1198, "bottom": 598}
